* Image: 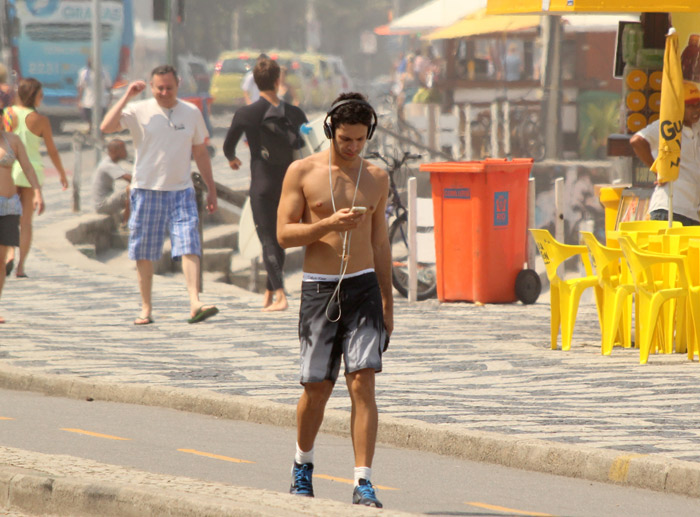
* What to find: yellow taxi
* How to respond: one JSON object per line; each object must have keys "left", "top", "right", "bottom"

{"left": 268, "top": 50, "right": 307, "bottom": 107}
{"left": 209, "top": 49, "right": 259, "bottom": 111}
{"left": 298, "top": 52, "right": 353, "bottom": 110}
{"left": 298, "top": 52, "right": 333, "bottom": 109}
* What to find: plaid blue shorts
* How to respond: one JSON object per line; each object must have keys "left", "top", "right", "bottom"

{"left": 128, "top": 188, "right": 201, "bottom": 261}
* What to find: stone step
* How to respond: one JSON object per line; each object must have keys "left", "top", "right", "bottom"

{"left": 65, "top": 213, "right": 116, "bottom": 254}
{"left": 201, "top": 197, "right": 241, "bottom": 226}
{"left": 66, "top": 212, "right": 307, "bottom": 292}
{"left": 202, "top": 223, "right": 238, "bottom": 250}
{"left": 111, "top": 222, "right": 238, "bottom": 251}
{"left": 202, "top": 247, "right": 234, "bottom": 274}
{"left": 226, "top": 246, "right": 304, "bottom": 292}
{"left": 108, "top": 223, "right": 238, "bottom": 267}
{"left": 154, "top": 246, "right": 233, "bottom": 275}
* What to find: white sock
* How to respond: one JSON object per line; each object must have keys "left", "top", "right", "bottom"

{"left": 354, "top": 466, "right": 372, "bottom": 487}
{"left": 295, "top": 442, "right": 314, "bottom": 465}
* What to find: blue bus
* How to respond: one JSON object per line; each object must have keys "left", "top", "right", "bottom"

{"left": 7, "top": 0, "right": 134, "bottom": 121}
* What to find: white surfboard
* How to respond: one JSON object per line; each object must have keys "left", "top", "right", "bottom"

{"left": 298, "top": 114, "right": 330, "bottom": 158}
{"left": 238, "top": 197, "right": 262, "bottom": 260}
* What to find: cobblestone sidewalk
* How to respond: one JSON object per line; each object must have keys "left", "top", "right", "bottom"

{"left": 2, "top": 180, "right": 700, "bottom": 467}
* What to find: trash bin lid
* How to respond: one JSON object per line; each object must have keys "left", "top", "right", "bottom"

{"left": 419, "top": 158, "right": 534, "bottom": 174}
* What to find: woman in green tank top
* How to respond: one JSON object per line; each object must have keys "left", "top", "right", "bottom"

{"left": 5, "top": 78, "right": 68, "bottom": 278}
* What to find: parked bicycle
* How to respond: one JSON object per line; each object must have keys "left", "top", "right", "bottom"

{"left": 470, "top": 104, "right": 545, "bottom": 161}
{"left": 366, "top": 150, "right": 438, "bottom": 300}
{"left": 369, "top": 92, "right": 425, "bottom": 158}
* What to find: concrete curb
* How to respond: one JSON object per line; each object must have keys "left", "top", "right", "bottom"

{"left": 2, "top": 364, "right": 700, "bottom": 504}
{"left": 0, "top": 461, "right": 412, "bottom": 516}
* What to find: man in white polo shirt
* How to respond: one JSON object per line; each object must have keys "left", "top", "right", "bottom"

{"left": 100, "top": 64, "right": 219, "bottom": 325}
{"left": 630, "top": 80, "right": 700, "bottom": 225}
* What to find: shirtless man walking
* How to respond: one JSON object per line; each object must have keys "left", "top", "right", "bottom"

{"left": 277, "top": 93, "right": 393, "bottom": 508}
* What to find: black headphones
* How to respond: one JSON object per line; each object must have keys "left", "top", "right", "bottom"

{"left": 323, "top": 99, "right": 378, "bottom": 140}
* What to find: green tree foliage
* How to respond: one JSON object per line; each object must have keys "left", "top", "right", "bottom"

{"left": 579, "top": 98, "right": 620, "bottom": 159}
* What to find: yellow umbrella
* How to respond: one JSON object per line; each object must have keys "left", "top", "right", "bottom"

{"left": 487, "top": 0, "right": 697, "bottom": 14}
{"left": 650, "top": 29, "right": 684, "bottom": 184}
{"left": 423, "top": 8, "right": 541, "bottom": 40}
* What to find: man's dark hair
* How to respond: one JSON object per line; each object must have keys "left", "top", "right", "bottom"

{"left": 151, "top": 64, "right": 178, "bottom": 83}
{"left": 107, "top": 138, "right": 125, "bottom": 153}
{"left": 253, "top": 55, "right": 280, "bottom": 92}
{"left": 328, "top": 92, "right": 374, "bottom": 135}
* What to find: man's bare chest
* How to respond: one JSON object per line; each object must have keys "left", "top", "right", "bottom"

{"left": 304, "top": 171, "right": 378, "bottom": 219}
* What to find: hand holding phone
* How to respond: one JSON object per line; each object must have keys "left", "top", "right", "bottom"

{"left": 350, "top": 206, "right": 367, "bottom": 214}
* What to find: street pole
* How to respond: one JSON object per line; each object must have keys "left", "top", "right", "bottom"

{"left": 541, "top": 15, "right": 562, "bottom": 161}
{"left": 91, "top": 0, "right": 102, "bottom": 165}
{"left": 0, "top": 0, "right": 11, "bottom": 81}
{"left": 305, "top": 0, "right": 318, "bottom": 52}
{"left": 392, "top": 0, "right": 401, "bottom": 19}
{"left": 167, "top": 0, "right": 176, "bottom": 66}
{"left": 231, "top": 7, "right": 240, "bottom": 50}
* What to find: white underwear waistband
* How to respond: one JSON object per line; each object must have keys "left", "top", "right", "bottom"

{"left": 302, "top": 268, "right": 375, "bottom": 282}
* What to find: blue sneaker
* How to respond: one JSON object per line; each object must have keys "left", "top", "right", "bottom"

{"left": 352, "top": 479, "right": 382, "bottom": 508}
{"left": 290, "top": 462, "right": 314, "bottom": 497}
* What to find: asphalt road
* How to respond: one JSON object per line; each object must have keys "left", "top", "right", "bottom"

{"left": 2, "top": 388, "right": 698, "bottom": 517}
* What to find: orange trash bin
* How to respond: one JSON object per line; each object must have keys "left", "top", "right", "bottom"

{"left": 420, "top": 158, "right": 535, "bottom": 303}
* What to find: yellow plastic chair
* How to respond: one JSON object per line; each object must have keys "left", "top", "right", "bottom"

{"left": 618, "top": 220, "right": 680, "bottom": 232}
{"left": 606, "top": 222, "right": 682, "bottom": 348}
{"left": 663, "top": 226, "right": 700, "bottom": 254}
{"left": 530, "top": 229, "right": 602, "bottom": 351}
{"left": 645, "top": 235, "right": 681, "bottom": 353}
{"left": 684, "top": 241, "right": 700, "bottom": 360}
{"left": 617, "top": 235, "right": 689, "bottom": 364}
{"left": 663, "top": 226, "right": 700, "bottom": 237}
{"left": 581, "top": 231, "right": 634, "bottom": 355}
{"left": 652, "top": 231, "right": 700, "bottom": 353}
{"left": 608, "top": 220, "right": 681, "bottom": 249}
{"left": 635, "top": 231, "right": 700, "bottom": 354}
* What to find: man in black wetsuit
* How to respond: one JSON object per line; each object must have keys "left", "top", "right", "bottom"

{"left": 223, "top": 55, "right": 307, "bottom": 311}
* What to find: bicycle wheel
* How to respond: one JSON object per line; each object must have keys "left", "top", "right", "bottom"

{"left": 388, "top": 215, "right": 437, "bottom": 300}
{"left": 520, "top": 116, "right": 545, "bottom": 161}
{"left": 385, "top": 153, "right": 413, "bottom": 201}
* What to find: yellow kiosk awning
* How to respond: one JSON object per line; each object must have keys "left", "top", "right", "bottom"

{"left": 424, "top": 8, "right": 541, "bottom": 40}
{"left": 487, "top": 0, "right": 698, "bottom": 15}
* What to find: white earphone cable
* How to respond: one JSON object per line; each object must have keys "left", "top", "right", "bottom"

{"left": 325, "top": 148, "right": 363, "bottom": 322}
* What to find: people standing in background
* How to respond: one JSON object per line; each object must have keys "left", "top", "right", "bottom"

{"left": 681, "top": 35, "right": 700, "bottom": 82}
{"left": 4, "top": 78, "right": 69, "bottom": 278}
{"left": 77, "top": 57, "right": 112, "bottom": 133}
{"left": 504, "top": 43, "right": 523, "bottom": 81}
{"left": 242, "top": 61, "right": 261, "bottom": 105}
{"left": 0, "top": 64, "right": 13, "bottom": 111}
{"left": 630, "top": 80, "right": 700, "bottom": 226}
{"left": 413, "top": 48, "right": 428, "bottom": 85}
{"left": 278, "top": 66, "right": 299, "bottom": 106}
{"left": 92, "top": 138, "right": 131, "bottom": 225}
{"left": 0, "top": 119, "right": 44, "bottom": 323}
{"left": 396, "top": 55, "right": 419, "bottom": 118}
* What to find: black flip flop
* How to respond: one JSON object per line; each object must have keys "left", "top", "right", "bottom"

{"left": 188, "top": 306, "right": 219, "bottom": 324}
{"left": 134, "top": 315, "right": 154, "bottom": 325}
